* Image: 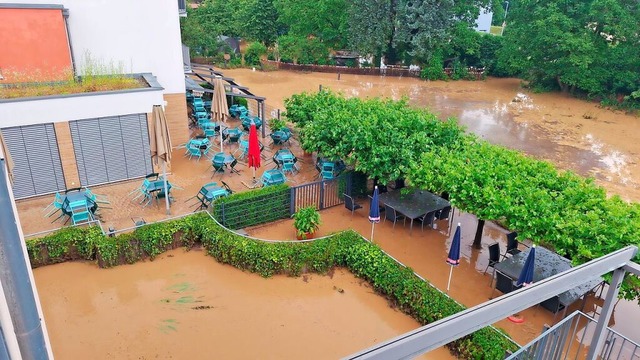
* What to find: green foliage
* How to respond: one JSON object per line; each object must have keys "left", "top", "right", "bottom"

{"left": 180, "top": 0, "right": 241, "bottom": 57}
{"left": 284, "top": 90, "right": 464, "bottom": 183}
{"left": 292, "top": 206, "right": 321, "bottom": 238}
{"left": 395, "top": 0, "right": 456, "bottom": 59}
{"left": 236, "top": 0, "right": 280, "bottom": 46}
{"left": 496, "top": 0, "right": 640, "bottom": 99}
{"left": 268, "top": 117, "right": 287, "bottom": 131}
{"left": 244, "top": 42, "right": 267, "bottom": 66}
{"left": 26, "top": 226, "right": 102, "bottom": 266}
{"left": 274, "top": 0, "right": 348, "bottom": 49}
{"left": 420, "top": 53, "right": 448, "bottom": 81}
{"left": 232, "top": 97, "right": 248, "bottom": 108}
{"left": 285, "top": 91, "right": 640, "bottom": 303}
{"left": 212, "top": 184, "right": 291, "bottom": 229}
{"left": 276, "top": 35, "right": 330, "bottom": 65}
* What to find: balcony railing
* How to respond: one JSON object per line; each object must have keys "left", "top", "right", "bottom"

{"left": 507, "top": 311, "right": 640, "bottom": 360}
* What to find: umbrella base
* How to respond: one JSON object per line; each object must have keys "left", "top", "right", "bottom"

{"left": 241, "top": 178, "right": 260, "bottom": 189}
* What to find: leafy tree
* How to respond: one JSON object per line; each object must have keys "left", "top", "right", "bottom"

{"left": 497, "top": 0, "right": 640, "bottom": 98}
{"left": 395, "top": 0, "right": 456, "bottom": 60}
{"left": 236, "top": 0, "right": 280, "bottom": 46}
{"left": 180, "top": 0, "right": 241, "bottom": 56}
{"left": 274, "top": 0, "right": 348, "bottom": 49}
{"left": 346, "top": 0, "right": 395, "bottom": 62}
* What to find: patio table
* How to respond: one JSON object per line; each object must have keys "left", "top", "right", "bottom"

{"left": 241, "top": 116, "right": 262, "bottom": 130}
{"left": 273, "top": 149, "right": 297, "bottom": 167}
{"left": 223, "top": 127, "right": 243, "bottom": 142}
{"left": 378, "top": 189, "right": 450, "bottom": 232}
{"left": 188, "top": 137, "right": 211, "bottom": 152}
{"left": 494, "top": 247, "right": 603, "bottom": 316}
{"left": 201, "top": 183, "right": 229, "bottom": 202}
{"left": 261, "top": 169, "right": 286, "bottom": 186}
{"left": 61, "top": 190, "right": 98, "bottom": 215}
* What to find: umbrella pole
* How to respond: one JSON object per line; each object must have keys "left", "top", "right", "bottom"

{"left": 219, "top": 126, "right": 224, "bottom": 153}
{"left": 162, "top": 161, "right": 170, "bottom": 215}
{"left": 447, "top": 266, "right": 454, "bottom": 292}
{"left": 370, "top": 223, "right": 375, "bottom": 243}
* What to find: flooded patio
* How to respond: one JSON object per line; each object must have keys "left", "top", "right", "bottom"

{"left": 19, "top": 69, "right": 640, "bottom": 358}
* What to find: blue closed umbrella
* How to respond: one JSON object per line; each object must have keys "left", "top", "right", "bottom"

{"left": 517, "top": 245, "right": 536, "bottom": 287}
{"left": 446, "top": 223, "right": 461, "bottom": 291}
{"left": 369, "top": 186, "right": 380, "bottom": 242}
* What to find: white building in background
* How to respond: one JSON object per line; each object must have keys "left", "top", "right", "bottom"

{"left": 0, "top": 0, "right": 189, "bottom": 199}
{"left": 475, "top": 8, "right": 493, "bottom": 33}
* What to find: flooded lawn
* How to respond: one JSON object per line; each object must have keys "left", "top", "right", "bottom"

{"left": 224, "top": 69, "right": 640, "bottom": 203}
{"left": 33, "top": 249, "right": 451, "bottom": 359}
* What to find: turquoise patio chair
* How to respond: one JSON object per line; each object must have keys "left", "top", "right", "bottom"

{"left": 44, "top": 192, "right": 64, "bottom": 217}
{"left": 282, "top": 159, "right": 297, "bottom": 175}
{"left": 185, "top": 143, "right": 203, "bottom": 161}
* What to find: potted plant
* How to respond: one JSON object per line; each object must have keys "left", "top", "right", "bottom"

{"left": 268, "top": 118, "right": 287, "bottom": 131}
{"left": 292, "top": 206, "right": 321, "bottom": 240}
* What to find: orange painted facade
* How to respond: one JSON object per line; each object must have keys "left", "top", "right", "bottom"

{"left": 0, "top": 8, "right": 72, "bottom": 82}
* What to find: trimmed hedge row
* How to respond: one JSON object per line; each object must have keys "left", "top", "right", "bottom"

{"left": 212, "top": 183, "right": 291, "bottom": 229}
{"left": 26, "top": 212, "right": 516, "bottom": 358}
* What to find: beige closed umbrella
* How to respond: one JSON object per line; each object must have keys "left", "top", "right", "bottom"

{"left": 211, "top": 75, "right": 229, "bottom": 152}
{"left": 0, "top": 131, "right": 13, "bottom": 184}
{"left": 150, "top": 105, "right": 173, "bottom": 214}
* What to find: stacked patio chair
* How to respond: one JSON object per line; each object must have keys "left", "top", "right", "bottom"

{"left": 185, "top": 142, "right": 204, "bottom": 160}
{"left": 321, "top": 162, "right": 335, "bottom": 180}
{"left": 69, "top": 201, "right": 93, "bottom": 226}
{"left": 281, "top": 158, "right": 298, "bottom": 175}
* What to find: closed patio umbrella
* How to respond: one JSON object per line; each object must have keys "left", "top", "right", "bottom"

{"left": 247, "top": 120, "right": 261, "bottom": 185}
{"left": 211, "top": 75, "right": 229, "bottom": 152}
{"left": 446, "top": 223, "right": 461, "bottom": 292}
{"left": 369, "top": 186, "right": 380, "bottom": 242}
{"left": 517, "top": 245, "right": 536, "bottom": 287}
{"left": 0, "top": 131, "right": 13, "bottom": 183}
{"left": 150, "top": 105, "right": 172, "bottom": 214}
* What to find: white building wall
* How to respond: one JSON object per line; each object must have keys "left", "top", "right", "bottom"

{"left": 5, "top": 0, "right": 185, "bottom": 94}
{"left": 475, "top": 8, "right": 493, "bottom": 33}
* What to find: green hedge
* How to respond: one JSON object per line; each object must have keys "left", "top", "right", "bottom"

{"left": 212, "top": 184, "right": 291, "bottom": 229}
{"left": 283, "top": 91, "right": 640, "bottom": 302}
{"left": 25, "top": 212, "right": 516, "bottom": 358}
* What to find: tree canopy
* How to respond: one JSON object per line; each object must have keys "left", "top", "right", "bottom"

{"left": 497, "top": 0, "right": 640, "bottom": 99}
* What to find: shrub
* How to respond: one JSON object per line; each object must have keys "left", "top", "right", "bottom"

{"left": 244, "top": 42, "right": 267, "bottom": 66}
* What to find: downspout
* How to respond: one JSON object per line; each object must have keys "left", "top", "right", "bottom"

{"left": 0, "top": 160, "right": 52, "bottom": 360}
{"left": 62, "top": 8, "right": 77, "bottom": 76}
{"left": 0, "top": 277, "right": 22, "bottom": 359}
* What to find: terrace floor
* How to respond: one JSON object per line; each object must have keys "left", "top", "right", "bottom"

{"left": 248, "top": 206, "right": 612, "bottom": 348}
{"left": 16, "top": 116, "right": 319, "bottom": 237}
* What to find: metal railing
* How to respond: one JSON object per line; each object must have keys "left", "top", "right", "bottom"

{"left": 507, "top": 311, "right": 640, "bottom": 360}
{"left": 290, "top": 173, "right": 350, "bottom": 213}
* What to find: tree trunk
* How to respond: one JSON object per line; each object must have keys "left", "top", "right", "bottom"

{"left": 473, "top": 219, "right": 485, "bottom": 249}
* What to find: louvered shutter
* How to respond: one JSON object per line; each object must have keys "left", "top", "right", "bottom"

{"left": 1, "top": 124, "right": 66, "bottom": 198}
{"left": 70, "top": 114, "right": 152, "bottom": 186}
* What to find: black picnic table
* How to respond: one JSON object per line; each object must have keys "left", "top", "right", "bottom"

{"left": 378, "top": 189, "right": 450, "bottom": 231}
{"left": 495, "top": 246, "right": 602, "bottom": 315}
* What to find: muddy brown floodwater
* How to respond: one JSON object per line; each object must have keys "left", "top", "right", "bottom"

{"left": 33, "top": 249, "right": 450, "bottom": 359}
{"left": 224, "top": 69, "right": 640, "bottom": 203}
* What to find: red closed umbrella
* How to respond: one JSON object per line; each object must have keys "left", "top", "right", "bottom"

{"left": 248, "top": 121, "right": 261, "bottom": 183}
